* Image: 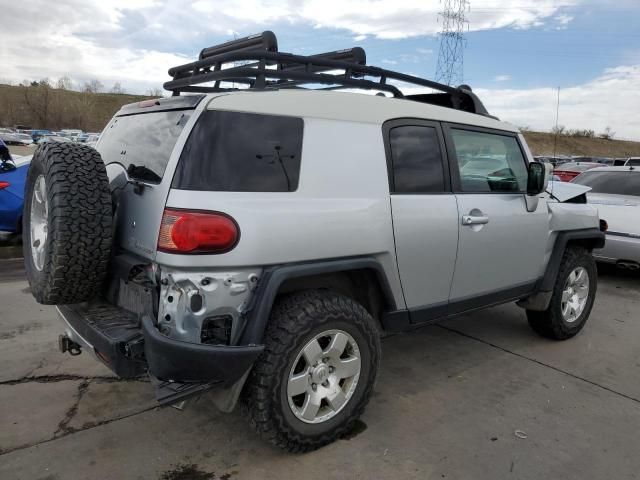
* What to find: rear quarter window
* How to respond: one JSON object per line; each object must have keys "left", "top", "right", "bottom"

{"left": 172, "top": 110, "right": 303, "bottom": 192}
{"left": 99, "top": 110, "right": 192, "bottom": 183}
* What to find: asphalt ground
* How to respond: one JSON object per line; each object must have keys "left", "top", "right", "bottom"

{"left": 0, "top": 259, "right": 638, "bottom": 480}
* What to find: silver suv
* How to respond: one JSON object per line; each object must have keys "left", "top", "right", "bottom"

{"left": 22, "top": 32, "right": 604, "bottom": 452}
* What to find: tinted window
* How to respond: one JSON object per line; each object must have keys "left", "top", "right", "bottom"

{"left": 173, "top": 111, "right": 303, "bottom": 192}
{"left": 573, "top": 171, "right": 640, "bottom": 196}
{"left": 451, "top": 129, "right": 528, "bottom": 192}
{"left": 389, "top": 126, "right": 445, "bottom": 193}
{"left": 627, "top": 159, "right": 640, "bottom": 166}
{"left": 99, "top": 111, "right": 192, "bottom": 183}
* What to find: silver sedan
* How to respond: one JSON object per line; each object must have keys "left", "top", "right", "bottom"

{"left": 572, "top": 166, "right": 640, "bottom": 270}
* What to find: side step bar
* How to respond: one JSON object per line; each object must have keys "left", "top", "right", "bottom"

{"left": 149, "top": 374, "right": 222, "bottom": 406}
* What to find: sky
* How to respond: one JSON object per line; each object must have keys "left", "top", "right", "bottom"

{"left": 1, "top": 0, "right": 639, "bottom": 139}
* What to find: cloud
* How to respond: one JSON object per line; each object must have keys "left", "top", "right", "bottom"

{"left": 299, "top": 0, "right": 578, "bottom": 39}
{"left": 494, "top": 75, "right": 511, "bottom": 82}
{"left": 7, "top": 0, "right": 634, "bottom": 140}
{"left": 0, "top": 0, "right": 581, "bottom": 92}
{"left": 476, "top": 65, "right": 640, "bottom": 140}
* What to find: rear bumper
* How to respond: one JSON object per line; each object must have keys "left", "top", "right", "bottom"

{"left": 56, "top": 303, "right": 263, "bottom": 386}
{"left": 141, "top": 316, "right": 263, "bottom": 383}
{"left": 594, "top": 233, "right": 640, "bottom": 264}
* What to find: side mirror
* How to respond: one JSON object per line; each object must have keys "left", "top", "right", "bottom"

{"left": 527, "top": 161, "right": 546, "bottom": 195}
{"left": 1, "top": 158, "right": 16, "bottom": 172}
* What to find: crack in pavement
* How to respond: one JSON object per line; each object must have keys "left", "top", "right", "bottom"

{"left": 0, "top": 403, "right": 159, "bottom": 457}
{"left": 54, "top": 380, "right": 90, "bottom": 437}
{"left": 0, "top": 374, "right": 155, "bottom": 456}
{"left": 437, "top": 324, "right": 640, "bottom": 405}
{"left": 0, "top": 374, "right": 149, "bottom": 386}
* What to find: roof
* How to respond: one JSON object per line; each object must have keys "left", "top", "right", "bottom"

{"left": 588, "top": 166, "right": 640, "bottom": 173}
{"left": 203, "top": 89, "right": 515, "bottom": 131}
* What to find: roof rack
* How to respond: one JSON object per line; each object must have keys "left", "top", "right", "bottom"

{"left": 164, "top": 31, "right": 492, "bottom": 117}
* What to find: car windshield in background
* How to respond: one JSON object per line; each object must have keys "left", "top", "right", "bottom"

{"left": 98, "top": 110, "right": 192, "bottom": 183}
{"left": 573, "top": 171, "right": 640, "bottom": 196}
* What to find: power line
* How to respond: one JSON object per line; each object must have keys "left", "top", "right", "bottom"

{"left": 435, "top": 0, "right": 470, "bottom": 86}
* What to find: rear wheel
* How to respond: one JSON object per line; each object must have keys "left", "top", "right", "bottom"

{"left": 243, "top": 290, "right": 381, "bottom": 452}
{"left": 527, "top": 246, "right": 597, "bottom": 340}
{"left": 23, "top": 143, "right": 112, "bottom": 304}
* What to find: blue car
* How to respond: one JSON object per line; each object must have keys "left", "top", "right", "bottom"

{"left": 0, "top": 156, "right": 30, "bottom": 235}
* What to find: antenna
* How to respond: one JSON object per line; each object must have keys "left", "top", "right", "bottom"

{"left": 553, "top": 86, "right": 560, "bottom": 158}
{"left": 435, "top": 0, "right": 470, "bottom": 86}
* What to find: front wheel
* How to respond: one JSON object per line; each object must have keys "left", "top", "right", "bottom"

{"left": 527, "top": 246, "right": 597, "bottom": 340}
{"left": 242, "top": 290, "right": 381, "bottom": 452}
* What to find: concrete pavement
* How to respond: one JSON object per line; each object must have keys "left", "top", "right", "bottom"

{"left": 0, "top": 260, "right": 638, "bottom": 480}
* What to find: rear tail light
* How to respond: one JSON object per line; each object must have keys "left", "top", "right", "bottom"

{"left": 158, "top": 208, "right": 239, "bottom": 254}
{"left": 0, "top": 181, "right": 9, "bottom": 190}
{"left": 600, "top": 219, "right": 608, "bottom": 232}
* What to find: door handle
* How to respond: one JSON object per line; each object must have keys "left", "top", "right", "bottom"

{"left": 462, "top": 214, "right": 489, "bottom": 226}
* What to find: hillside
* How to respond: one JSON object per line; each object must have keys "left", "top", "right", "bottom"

{"left": 522, "top": 131, "right": 640, "bottom": 158}
{"left": 0, "top": 84, "right": 151, "bottom": 132}
{"left": 2, "top": 83, "right": 640, "bottom": 158}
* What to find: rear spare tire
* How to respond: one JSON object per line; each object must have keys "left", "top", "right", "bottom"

{"left": 23, "top": 143, "right": 112, "bottom": 304}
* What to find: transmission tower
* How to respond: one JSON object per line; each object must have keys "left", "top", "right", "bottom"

{"left": 434, "top": 0, "right": 470, "bottom": 86}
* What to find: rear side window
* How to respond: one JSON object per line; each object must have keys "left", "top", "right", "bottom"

{"left": 450, "top": 129, "right": 528, "bottom": 193}
{"left": 173, "top": 111, "right": 303, "bottom": 192}
{"left": 388, "top": 125, "right": 446, "bottom": 193}
{"left": 99, "top": 110, "right": 192, "bottom": 183}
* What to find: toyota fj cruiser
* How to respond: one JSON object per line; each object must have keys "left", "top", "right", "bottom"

{"left": 23, "top": 32, "right": 604, "bottom": 452}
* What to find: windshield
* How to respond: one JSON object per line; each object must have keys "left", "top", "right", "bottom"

{"left": 573, "top": 171, "right": 640, "bottom": 196}
{"left": 98, "top": 110, "right": 192, "bottom": 183}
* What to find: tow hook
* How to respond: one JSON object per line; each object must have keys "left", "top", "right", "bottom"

{"left": 59, "top": 335, "right": 82, "bottom": 356}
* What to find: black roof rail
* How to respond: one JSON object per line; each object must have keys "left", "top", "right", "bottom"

{"left": 164, "top": 31, "right": 493, "bottom": 117}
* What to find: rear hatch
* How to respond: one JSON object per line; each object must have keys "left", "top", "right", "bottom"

{"left": 97, "top": 95, "right": 204, "bottom": 260}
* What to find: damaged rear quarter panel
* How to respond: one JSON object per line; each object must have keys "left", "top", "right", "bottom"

{"left": 157, "top": 267, "right": 262, "bottom": 345}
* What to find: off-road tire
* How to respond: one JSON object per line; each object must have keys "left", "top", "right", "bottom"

{"left": 242, "top": 290, "right": 381, "bottom": 452}
{"left": 23, "top": 143, "right": 112, "bottom": 304}
{"left": 527, "top": 246, "right": 597, "bottom": 340}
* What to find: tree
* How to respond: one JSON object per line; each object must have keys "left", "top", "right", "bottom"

{"left": 22, "top": 82, "right": 52, "bottom": 127}
{"left": 56, "top": 76, "right": 73, "bottom": 90}
{"left": 599, "top": 126, "right": 615, "bottom": 140}
{"left": 145, "top": 87, "right": 164, "bottom": 97}
{"left": 551, "top": 125, "right": 565, "bottom": 136}
{"left": 83, "top": 79, "right": 104, "bottom": 93}
{"left": 110, "top": 82, "right": 125, "bottom": 94}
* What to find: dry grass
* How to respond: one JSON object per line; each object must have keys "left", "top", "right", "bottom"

{"left": 523, "top": 131, "right": 640, "bottom": 158}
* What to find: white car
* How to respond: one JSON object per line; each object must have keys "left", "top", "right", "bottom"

{"left": 573, "top": 166, "right": 640, "bottom": 270}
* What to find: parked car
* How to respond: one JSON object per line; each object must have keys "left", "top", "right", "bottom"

{"left": 572, "top": 167, "right": 640, "bottom": 269}
{"left": 36, "top": 135, "right": 72, "bottom": 144}
{"left": 0, "top": 133, "right": 22, "bottom": 146}
{"left": 85, "top": 134, "right": 100, "bottom": 147}
{"left": 0, "top": 155, "right": 31, "bottom": 235}
{"left": 625, "top": 157, "right": 640, "bottom": 167}
{"left": 21, "top": 32, "right": 604, "bottom": 452}
{"left": 13, "top": 133, "right": 34, "bottom": 145}
{"left": 30, "top": 129, "right": 52, "bottom": 140}
{"left": 554, "top": 162, "right": 602, "bottom": 182}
